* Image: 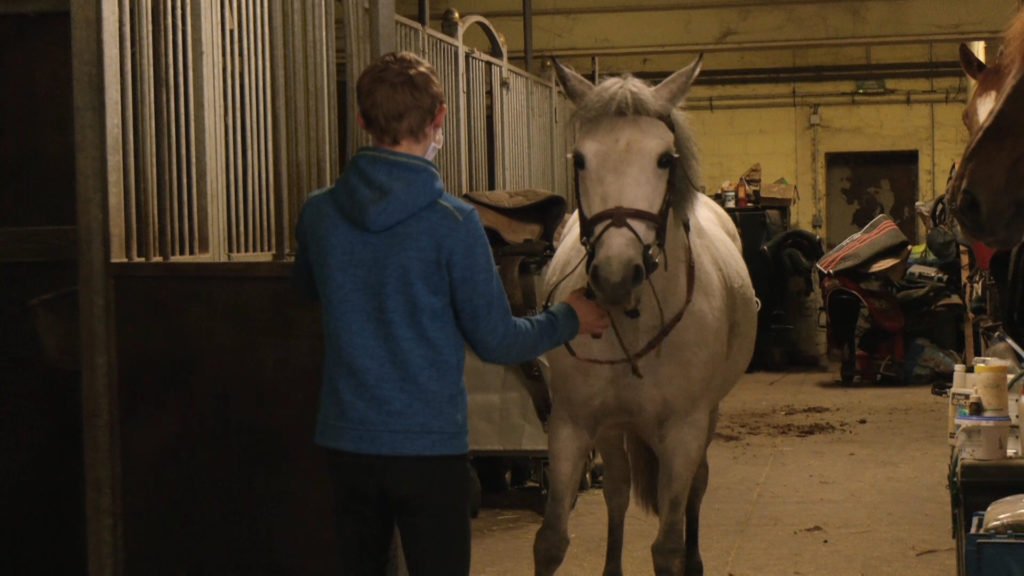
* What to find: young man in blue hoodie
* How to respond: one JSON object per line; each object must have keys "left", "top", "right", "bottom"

{"left": 293, "top": 51, "right": 609, "bottom": 575}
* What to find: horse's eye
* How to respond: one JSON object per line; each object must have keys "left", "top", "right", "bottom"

{"left": 573, "top": 152, "right": 586, "bottom": 171}
{"left": 657, "top": 152, "right": 675, "bottom": 170}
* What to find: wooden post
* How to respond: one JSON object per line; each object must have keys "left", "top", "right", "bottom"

{"left": 369, "top": 0, "right": 395, "bottom": 59}
{"left": 962, "top": 245, "right": 975, "bottom": 364}
{"left": 71, "top": 0, "right": 122, "bottom": 573}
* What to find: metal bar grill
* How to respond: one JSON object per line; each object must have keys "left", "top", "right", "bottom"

{"left": 426, "top": 34, "right": 462, "bottom": 195}
{"left": 505, "top": 71, "right": 532, "bottom": 190}
{"left": 530, "top": 82, "right": 553, "bottom": 190}
{"left": 112, "top": 5, "right": 569, "bottom": 262}
{"left": 111, "top": 0, "right": 337, "bottom": 262}
{"left": 466, "top": 54, "right": 491, "bottom": 192}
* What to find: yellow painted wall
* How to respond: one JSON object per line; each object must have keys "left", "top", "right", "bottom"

{"left": 684, "top": 85, "right": 969, "bottom": 243}
{"left": 393, "top": 2, "right": 980, "bottom": 242}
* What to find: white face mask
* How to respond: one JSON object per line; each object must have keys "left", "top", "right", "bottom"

{"left": 425, "top": 127, "right": 444, "bottom": 161}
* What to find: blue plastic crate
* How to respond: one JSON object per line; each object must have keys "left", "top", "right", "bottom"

{"left": 965, "top": 512, "right": 1024, "bottom": 576}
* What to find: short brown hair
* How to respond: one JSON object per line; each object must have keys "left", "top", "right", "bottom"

{"left": 356, "top": 52, "right": 445, "bottom": 146}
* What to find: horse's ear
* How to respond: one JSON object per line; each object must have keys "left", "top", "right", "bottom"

{"left": 552, "top": 58, "right": 593, "bottom": 105}
{"left": 654, "top": 54, "right": 703, "bottom": 107}
{"left": 959, "top": 43, "right": 987, "bottom": 80}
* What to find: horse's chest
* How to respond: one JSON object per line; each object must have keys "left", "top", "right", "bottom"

{"left": 560, "top": 365, "right": 703, "bottom": 422}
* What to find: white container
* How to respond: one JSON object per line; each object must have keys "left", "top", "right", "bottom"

{"left": 976, "top": 363, "right": 1010, "bottom": 414}
{"left": 956, "top": 414, "right": 1012, "bottom": 460}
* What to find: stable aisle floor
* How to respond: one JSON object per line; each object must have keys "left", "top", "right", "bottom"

{"left": 470, "top": 367, "right": 955, "bottom": 576}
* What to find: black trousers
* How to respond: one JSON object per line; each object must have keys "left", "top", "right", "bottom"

{"left": 326, "top": 449, "right": 471, "bottom": 576}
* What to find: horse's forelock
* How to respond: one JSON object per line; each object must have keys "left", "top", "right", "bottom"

{"left": 571, "top": 74, "right": 701, "bottom": 221}
{"left": 572, "top": 75, "right": 671, "bottom": 124}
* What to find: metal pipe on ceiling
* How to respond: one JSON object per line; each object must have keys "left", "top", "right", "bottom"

{"left": 523, "top": 31, "right": 1000, "bottom": 59}
{"left": 417, "top": 0, "right": 429, "bottom": 26}
{"left": 426, "top": 0, "right": 886, "bottom": 19}
{"left": 684, "top": 89, "right": 966, "bottom": 111}
{"left": 630, "top": 61, "right": 966, "bottom": 86}
{"left": 523, "top": 0, "right": 533, "bottom": 73}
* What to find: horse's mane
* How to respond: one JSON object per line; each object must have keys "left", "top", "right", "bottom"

{"left": 1003, "top": 9, "right": 1024, "bottom": 79}
{"left": 572, "top": 75, "right": 702, "bottom": 221}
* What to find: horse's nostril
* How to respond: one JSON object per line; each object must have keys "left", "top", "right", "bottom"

{"left": 632, "top": 263, "right": 645, "bottom": 287}
{"left": 589, "top": 264, "right": 602, "bottom": 289}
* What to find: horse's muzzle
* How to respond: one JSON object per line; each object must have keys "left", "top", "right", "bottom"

{"left": 589, "top": 262, "right": 644, "bottom": 307}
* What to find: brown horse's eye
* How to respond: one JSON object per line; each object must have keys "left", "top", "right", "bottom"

{"left": 573, "top": 152, "right": 586, "bottom": 171}
{"left": 657, "top": 152, "right": 675, "bottom": 170}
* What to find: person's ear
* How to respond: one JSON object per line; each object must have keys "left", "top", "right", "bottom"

{"left": 433, "top": 104, "right": 447, "bottom": 129}
{"left": 357, "top": 113, "right": 368, "bottom": 130}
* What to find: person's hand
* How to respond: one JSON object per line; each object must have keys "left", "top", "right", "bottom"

{"left": 565, "top": 288, "right": 610, "bottom": 337}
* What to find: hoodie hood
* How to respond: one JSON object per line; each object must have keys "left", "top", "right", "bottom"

{"left": 332, "top": 148, "right": 445, "bottom": 232}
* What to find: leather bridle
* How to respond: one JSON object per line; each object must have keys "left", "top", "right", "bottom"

{"left": 562, "top": 114, "right": 697, "bottom": 378}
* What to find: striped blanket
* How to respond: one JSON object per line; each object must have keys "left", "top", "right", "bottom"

{"left": 816, "top": 214, "right": 909, "bottom": 275}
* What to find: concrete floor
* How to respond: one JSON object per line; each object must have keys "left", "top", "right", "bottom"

{"left": 470, "top": 367, "right": 956, "bottom": 575}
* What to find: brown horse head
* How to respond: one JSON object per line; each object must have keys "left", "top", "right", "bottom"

{"left": 948, "top": 18, "right": 1024, "bottom": 248}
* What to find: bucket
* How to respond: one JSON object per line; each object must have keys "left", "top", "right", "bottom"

{"left": 956, "top": 414, "right": 1011, "bottom": 460}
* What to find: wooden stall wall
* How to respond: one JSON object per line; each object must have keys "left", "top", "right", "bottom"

{"left": 0, "top": 10, "right": 85, "bottom": 576}
{"left": 113, "top": 266, "right": 334, "bottom": 573}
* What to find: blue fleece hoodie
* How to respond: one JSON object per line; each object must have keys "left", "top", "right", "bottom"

{"left": 293, "top": 148, "right": 580, "bottom": 456}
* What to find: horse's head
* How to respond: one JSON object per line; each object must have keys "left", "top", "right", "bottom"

{"left": 554, "top": 57, "right": 702, "bottom": 308}
{"left": 948, "top": 38, "right": 1024, "bottom": 248}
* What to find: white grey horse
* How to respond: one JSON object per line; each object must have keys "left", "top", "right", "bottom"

{"left": 534, "top": 57, "right": 758, "bottom": 576}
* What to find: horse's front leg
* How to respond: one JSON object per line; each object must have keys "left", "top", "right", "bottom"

{"left": 595, "top": 431, "right": 630, "bottom": 576}
{"left": 650, "top": 416, "right": 710, "bottom": 576}
{"left": 534, "top": 418, "right": 591, "bottom": 576}
{"left": 684, "top": 455, "right": 709, "bottom": 576}
{"left": 684, "top": 410, "right": 718, "bottom": 576}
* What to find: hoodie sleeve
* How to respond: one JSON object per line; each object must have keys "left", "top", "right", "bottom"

{"left": 449, "top": 210, "right": 579, "bottom": 364}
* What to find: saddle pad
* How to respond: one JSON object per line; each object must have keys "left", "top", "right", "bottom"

{"left": 474, "top": 204, "right": 544, "bottom": 245}
{"left": 816, "top": 214, "right": 909, "bottom": 275}
{"left": 463, "top": 189, "right": 567, "bottom": 245}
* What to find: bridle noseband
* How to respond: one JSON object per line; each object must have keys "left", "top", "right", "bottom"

{"left": 577, "top": 192, "right": 673, "bottom": 278}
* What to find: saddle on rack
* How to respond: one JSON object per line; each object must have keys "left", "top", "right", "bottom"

{"left": 463, "top": 189, "right": 568, "bottom": 427}
{"left": 463, "top": 189, "right": 567, "bottom": 315}
{"left": 464, "top": 189, "right": 567, "bottom": 248}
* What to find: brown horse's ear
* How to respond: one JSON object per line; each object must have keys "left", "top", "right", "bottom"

{"left": 552, "top": 58, "right": 594, "bottom": 105}
{"left": 653, "top": 54, "right": 703, "bottom": 108}
{"left": 960, "top": 43, "right": 987, "bottom": 80}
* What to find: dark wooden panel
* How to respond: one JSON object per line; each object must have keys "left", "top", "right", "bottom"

{"left": 115, "top": 274, "right": 335, "bottom": 575}
{"left": 0, "top": 226, "right": 77, "bottom": 262}
{"left": 0, "top": 261, "right": 83, "bottom": 576}
{"left": 0, "top": 13, "right": 76, "bottom": 227}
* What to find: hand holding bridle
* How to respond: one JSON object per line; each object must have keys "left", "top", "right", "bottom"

{"left": 565, "top": 288, "right": 610, "bottom": 338}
